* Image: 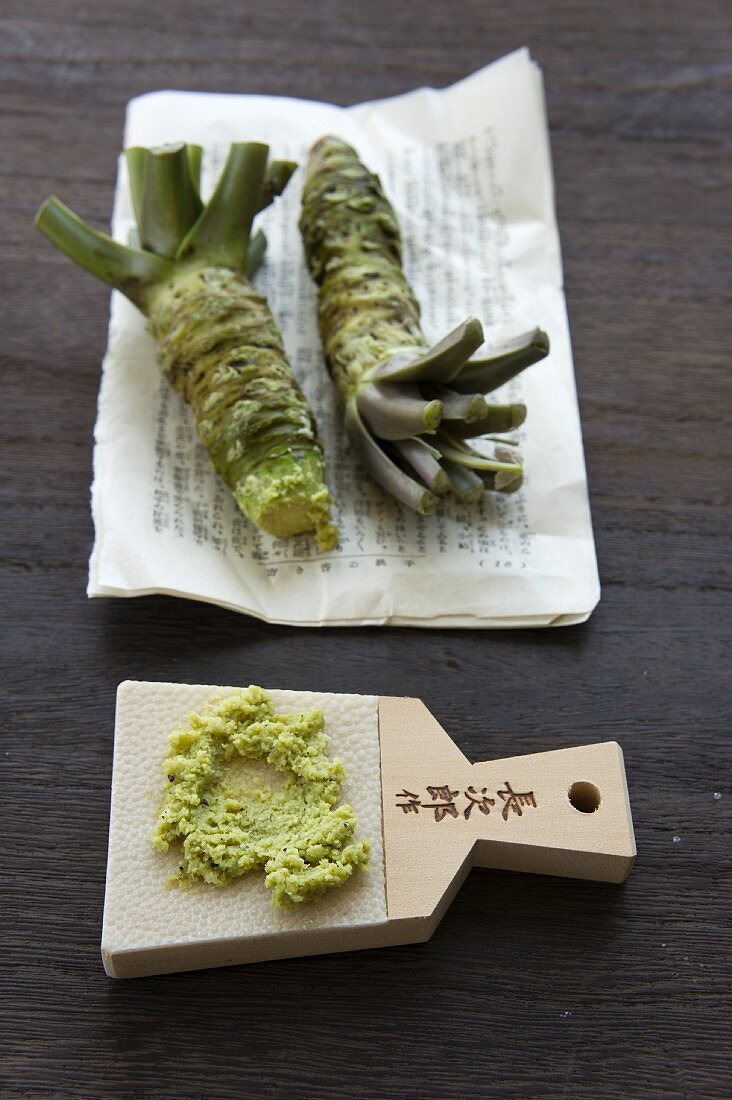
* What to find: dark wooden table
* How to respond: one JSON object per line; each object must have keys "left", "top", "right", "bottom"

{"left": 2, "top": 2, "right": 730, "bottom": 1096}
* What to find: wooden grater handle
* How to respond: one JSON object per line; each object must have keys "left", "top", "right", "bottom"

{"left": 379, "top": 699, "right": 637, "bottom": 927}
{"left": 470, "top": 742, "right": 636, "bottom": 884}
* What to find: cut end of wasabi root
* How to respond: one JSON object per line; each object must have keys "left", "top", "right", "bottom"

{"left": 236, "top": 452, "right": 338, "bottom": 551}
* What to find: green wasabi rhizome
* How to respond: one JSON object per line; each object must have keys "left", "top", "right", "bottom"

{"left": 299, "top": 136, "right": 551, "bottom": 513}
{"left": 36, "top": 143, "right": 337, "bottom": 550}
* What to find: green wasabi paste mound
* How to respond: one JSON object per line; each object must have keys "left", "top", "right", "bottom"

{"left": 152, "top": 686, "right": 370, "bottom": 907}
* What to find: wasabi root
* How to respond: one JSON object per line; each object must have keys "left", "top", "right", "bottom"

{"left": 36, "top": 143, "right": 338, "bottom": 549}
{"left": 299, "top": 136, "right": 550, "bottom": 512}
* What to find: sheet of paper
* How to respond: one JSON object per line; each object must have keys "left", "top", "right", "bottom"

{"left": 88, "top": 48, "right": 600, "bottom": 627}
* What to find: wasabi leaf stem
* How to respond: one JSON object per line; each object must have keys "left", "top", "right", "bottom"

{"left": 176, "top": 142, "right": 268, "bottom": 270}
{"left": 391, "top": 437, "right": 450, "bottom": 494}
{"left": 35, "top": 196, "right": 169, "bottom": 308}
{"left": 436, "top": 430, "right": 523, "bottom": 475}
{"left": 426, "top": 387, "right": 488, "bottom": 423}
{"left": 186, "top": 144, "right": 203, "bottom": 197}
{"left": 256, "top": 160, "right": 297, "bottom": 214}
{"left": 453, "top": 327, "right": 550, "bottom": 394}
{"left": 246, "top": 229, "right": 268, "bottom": 276}
{"left": 126, "top": 144, "right": 203, "bottom": 258}
{"left": 345, "top": 401, "right": 439, "bottom": 514}
{"left": 125, "top": 145, "right": 148, "bottom": 229}
{"left": 375, "top": 317, "right": 485, "bottom": 384}
{"left": 449, "top": 403, "right": 527, "bottom": 436}
{"left": 358, "top": 382, "right": 442, "bottom": 440}
{"left": 441, "top": 460, "right": 486, "bottom": 502}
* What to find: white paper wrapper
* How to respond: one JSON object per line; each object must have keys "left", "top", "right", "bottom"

{"left": 88, "top": 48, "right": 600, "bottom": 627}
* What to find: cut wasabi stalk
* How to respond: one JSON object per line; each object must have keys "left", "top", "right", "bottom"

{"left": 299, "top": 136, "right": 550, "bottom": 511}
{"left": 448, "top": 403, "right": 527, "bottom": 438}
{"left": 441, "top": 460, "right": 486, "bottom": 503}
{"left": 390, "top": 437, "right": 451, "bottom": 495}
{"left": 345, "top": 401, "right": 439, "bottom": 514}
{"left": 36, "top": 142, "right": 338, "bottom": 550}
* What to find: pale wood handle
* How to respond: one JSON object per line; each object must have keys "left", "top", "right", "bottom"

{"left": 379, "top": 698, "right": 636, "bottom": 928}
{"left": 470, "top": 742, "right": 636, "bottom": 884}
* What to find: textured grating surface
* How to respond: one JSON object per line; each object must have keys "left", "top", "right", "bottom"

{"left": 102, "top": 682, "right": 385, "bottom": 960}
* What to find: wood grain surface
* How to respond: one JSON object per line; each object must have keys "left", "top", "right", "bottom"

{"left": 1, "top": 1, "right": 730, "bottom": 1096}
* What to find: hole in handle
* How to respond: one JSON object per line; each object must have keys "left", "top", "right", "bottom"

{"left": 568, "top": 781, "right": 601, "bottom": 814}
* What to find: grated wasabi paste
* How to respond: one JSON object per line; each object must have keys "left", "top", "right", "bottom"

{"left": 152, "top": 686, "right": 370, "bottom": 907}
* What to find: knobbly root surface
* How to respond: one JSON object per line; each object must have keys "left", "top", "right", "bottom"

{"left": 149, "top": 266, "right": 337, "bottom": 549}
{"left": 299, "top": 137, "right": 542, "bottom": 510}
{"left": 299, "top": 136, "right": 426, "bottom": 398}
